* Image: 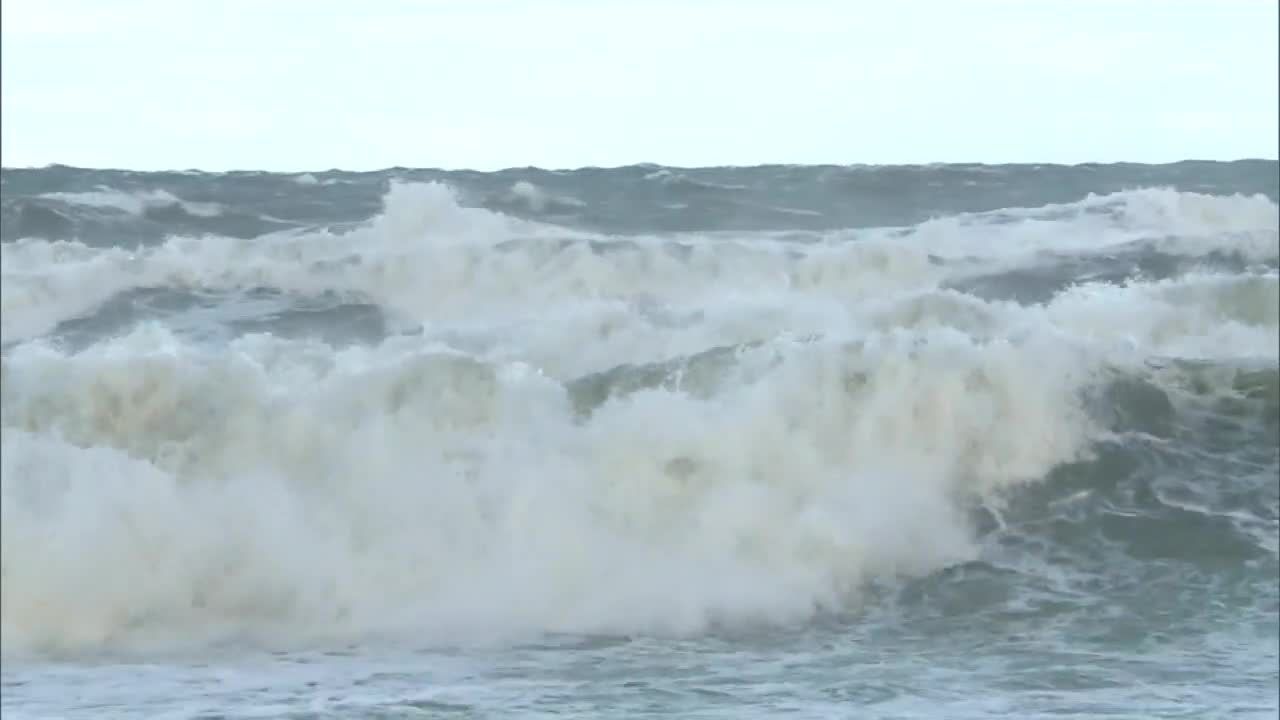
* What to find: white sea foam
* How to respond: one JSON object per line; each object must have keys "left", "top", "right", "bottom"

{"left": 1043, "top": 271, "right": 1279, "bottom": 361}
{"left": 1, "top": 318, "right": 1100, "bottom": 655}
{"left": 1, "top": 183, "right": 1276, "bottom": 656}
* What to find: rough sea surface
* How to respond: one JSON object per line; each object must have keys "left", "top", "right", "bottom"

{"left": 2, "top": 161, "right": 1277, "bottom": 718}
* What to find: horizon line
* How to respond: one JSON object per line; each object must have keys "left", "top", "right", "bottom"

{"left": 3, "top": 157, "right": 1278, "bottom": 175}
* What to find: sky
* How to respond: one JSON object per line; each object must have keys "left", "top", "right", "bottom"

{"left": 1, "top": 0, "right": 1276, "bottom": 171}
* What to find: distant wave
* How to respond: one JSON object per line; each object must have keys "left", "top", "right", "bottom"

{"left": 42, "top": 188, "right": 223, "bottom": 218}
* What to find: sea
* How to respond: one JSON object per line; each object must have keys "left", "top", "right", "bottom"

{"left": 1, "top": 161, "right": 1277, "bottom": 719}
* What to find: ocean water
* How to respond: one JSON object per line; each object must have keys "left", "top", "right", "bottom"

{"left": 1, "top": 161, "right": 1277, "bottom": 719}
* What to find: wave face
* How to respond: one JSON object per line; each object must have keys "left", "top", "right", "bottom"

{"left": 1, "top": 163, "right": 1277, "bottom": 668}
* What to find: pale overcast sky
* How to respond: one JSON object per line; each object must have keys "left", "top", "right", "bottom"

{"left": 1, "top": 0, "right": 1276, "bottom": 171}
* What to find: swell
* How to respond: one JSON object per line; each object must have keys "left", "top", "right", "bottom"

{"left": 1, "top": 194, "right": 295, "bottom": 247}
{"left": 3, "top": 160, "right": 1276, "bottom": 238}
{"left": 3, "top": 182, "right": 1277, "bottom": 347}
